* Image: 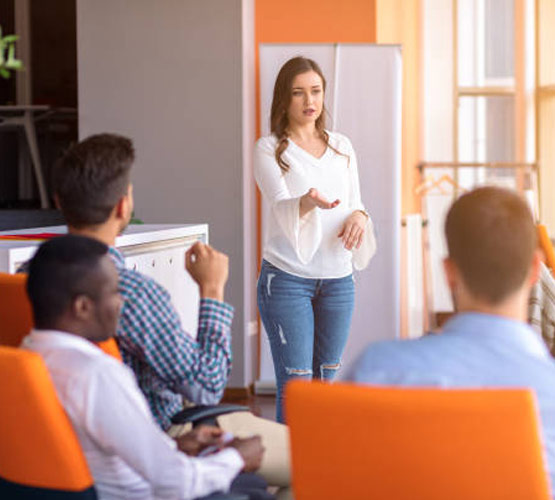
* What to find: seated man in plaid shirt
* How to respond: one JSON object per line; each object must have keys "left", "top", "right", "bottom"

{"left": 50, "top": 133, "right": 291, "bottom": 495}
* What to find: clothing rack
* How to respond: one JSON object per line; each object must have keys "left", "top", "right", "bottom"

{"left": 416, "top": 161, "right": 539, "bottom": 205}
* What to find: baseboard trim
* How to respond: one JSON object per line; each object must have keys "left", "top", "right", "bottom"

{"left": 253, "top": 379, "right": 277, "bottom": 395}
{"left": 222, "top": 385, "right": 253, "bottom": 401}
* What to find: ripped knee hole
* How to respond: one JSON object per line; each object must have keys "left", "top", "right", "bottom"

{"left": 285, "top": 367, "right": 313, "bottom": 376}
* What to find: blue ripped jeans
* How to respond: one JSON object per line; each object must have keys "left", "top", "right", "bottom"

{"left": 257, "top": 259, "right": 355, "bottom": 422}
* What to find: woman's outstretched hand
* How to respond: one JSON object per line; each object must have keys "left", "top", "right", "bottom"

{"left": 300, "top": 188, "right": 340, "bottom": 217}
{"left": 338, "top": 210, "right": 368, "bottom": 250}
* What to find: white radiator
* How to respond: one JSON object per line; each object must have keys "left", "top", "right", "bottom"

{"left": 405, "top": 214, "right": 424, "bottom": 338}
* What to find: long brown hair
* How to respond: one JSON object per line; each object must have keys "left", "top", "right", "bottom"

{"left": 270, "top": 56, "right": 344, "bottom": 173}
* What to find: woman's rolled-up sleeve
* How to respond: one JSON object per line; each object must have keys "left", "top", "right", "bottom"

{"left": 254, "top": 138, "right": 322, "bottom": 264}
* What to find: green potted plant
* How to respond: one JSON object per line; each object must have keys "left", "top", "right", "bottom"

{"left": 0, "top": 25, "right": 23, "bottom": 79}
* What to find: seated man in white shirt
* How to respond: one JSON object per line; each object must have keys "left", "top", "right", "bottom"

{"left": 23, "top": 234, "right": 266, "bottom": 500}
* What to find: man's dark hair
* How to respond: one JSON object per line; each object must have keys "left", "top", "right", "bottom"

{"left": 53, "top": 133, "right": 134, "bottom": 228}
{"left": 27, "top": 235, "right": 109, "bottom": 329}
{"left": 445, "top": 186, "right": 537, "bottom": 304}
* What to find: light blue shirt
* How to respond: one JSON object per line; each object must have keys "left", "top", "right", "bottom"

{"left": 345, "top": 312, "right": 555, "bottom": 491}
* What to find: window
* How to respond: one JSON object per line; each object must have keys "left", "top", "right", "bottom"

{"left": 453, "top": 0, "right": 535, "bottom": 197}
{"left": 537, "top": 0, "right": 555, "bottom": 233}
{"left": 455, "top": 0, "right": 524, "bottom": 190}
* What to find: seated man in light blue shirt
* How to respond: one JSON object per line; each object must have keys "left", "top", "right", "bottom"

{"left": 344, "top": 186, "right": 555, "bottom": 490}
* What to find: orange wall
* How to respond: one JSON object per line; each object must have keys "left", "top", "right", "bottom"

{"left": 376, "top": 0, "right": 422, "bottom": 336}
{"left": 255, "top": 0, "right": 376, "bottom": 44}
{"left": 376, "top": 0, "right": 421, "bottom": 215}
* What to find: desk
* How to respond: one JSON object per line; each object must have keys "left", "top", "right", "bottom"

{"left": 0, "top": 105, "right": 52, "bottom": 209}
{"left": 0, "top": 224, "right": 209, "bottom": 335}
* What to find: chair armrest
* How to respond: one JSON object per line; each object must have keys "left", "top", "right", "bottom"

{"left": 171, "top": 404, "right": 250, "bottom": 426}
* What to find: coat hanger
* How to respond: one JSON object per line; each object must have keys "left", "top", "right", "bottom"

{"left": 415, "top": 173, "right": 467, "bottom": 196}
{"left": 414, "top": 175, "right": 436, "bottom": 195}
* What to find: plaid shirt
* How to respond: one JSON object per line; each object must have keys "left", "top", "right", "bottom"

{"left": 108, "top": 247, "right": 233, "bottom": 430}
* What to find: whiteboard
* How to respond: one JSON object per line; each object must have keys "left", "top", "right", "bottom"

{"left": 257, "top": 44, "right": 402, "bottom": 387}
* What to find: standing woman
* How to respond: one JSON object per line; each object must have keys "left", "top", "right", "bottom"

{"left": 255, "top": 56, "right": 376, "bottom": 422}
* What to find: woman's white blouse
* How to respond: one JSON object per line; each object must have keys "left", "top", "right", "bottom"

{"left": 254, "top": 131, "right": 376, "bottom": 279}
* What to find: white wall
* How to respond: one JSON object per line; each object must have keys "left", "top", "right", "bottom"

{"left": 77, "top": 0, "right": 256, "bottom": 388}
{"left": 423, "top": 0, "right": 454, "bottom": 162}
{"left": 241, "top": 0, "right": 257, "bottom": 386}
{"left": 422, "top": 0, "right": 455, "bottom": 313}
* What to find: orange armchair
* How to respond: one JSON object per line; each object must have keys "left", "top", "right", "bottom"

{"left": 0, "top": 346, "right": 97, "bottom": 498}
{"left": 0, "top": 272, "right": 121, "bottom": 360}
{"left": 286, "top": 380, "right": 551, "bottom": 500}
{"left": 0, "top": 346, "right": 248, "bottom": 500}
{"left": 538, "top": 224, "right": 555, "bottom": 274}
{"left": 0, "top": 273, "right": 32, "bottom": 347}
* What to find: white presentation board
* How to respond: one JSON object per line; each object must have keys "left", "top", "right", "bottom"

{"left": 257, "top": 44, "right": 402, "bottom": 387}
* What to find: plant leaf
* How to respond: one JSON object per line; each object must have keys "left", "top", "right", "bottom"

{"left": 5, "top": 44, "right": 21, "bottom": 70}
{"left": 4, "top": 59, "right": 22, "bottom": 70}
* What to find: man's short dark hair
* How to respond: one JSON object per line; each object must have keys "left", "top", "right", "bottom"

{"left": 445, "top": 186, "right": 537, "bottom": 304}
{"left": 27, "top": 235, "right": 109, "bottom": 329}
{"left": 53, "top": 133, "right": 134, "bottom": 228}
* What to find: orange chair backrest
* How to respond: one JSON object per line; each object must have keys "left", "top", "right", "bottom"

{"left": 286, "top": 381, "right": 551, "bottom": 500}
{"left": 0, "top": 272, "right": 33, "bottom": 347}
{"left": 0, "top": 272, "right": 122, "bottom": 360}
{"left": 0, "top": 346, "right": 94, "bottom": 491}
{"left": 538, "top": 224, "right": 555, "bottom": 274}
{"left": 97, "top": 337, "right": 122, "bottom": 361}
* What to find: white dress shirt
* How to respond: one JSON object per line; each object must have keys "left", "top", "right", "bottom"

{"left": 254, "top": 132, "right": 376, "bottom": 279}
{"left": 23, "top": 329, "right": 244, "bottom": 500}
